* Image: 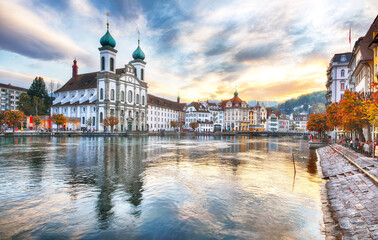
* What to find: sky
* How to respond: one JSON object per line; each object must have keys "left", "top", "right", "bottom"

{"left": 0, "top": 0, "right": 377, "bottom": 103}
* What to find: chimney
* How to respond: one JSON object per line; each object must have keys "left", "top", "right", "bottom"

{"left": 72, "top": 58, "right": 78, "bottom": 77}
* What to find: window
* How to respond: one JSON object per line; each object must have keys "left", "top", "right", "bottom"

{"left": 100, "top": 112, "right": 103, "bottom": 123}
{"left": 110, "top": 58, "right": 114, "bottom": 71}
{"left": 101, "top": 57, "right": 105, "bottom": 71}
{"left": 93, "top": 117, "right": 95, "bottom": 125}
{"left": 110, "top": 109, "right": 114, "bottom": 116}
{"left": 341, "top": 83, "right": 345, "bottom": 90}
{"left": 142, "top": 96, "right": 145, "bottom": 105}
{"left": 128, "top": 90, "right": 133, "bottom": 103}
{"left": 100, "top": 88, "right": 104, "bottom": 100}
{"left": 111, "top": 89, "right": 115, "bottom": 100}
{"left": 121, "top": 91, "right": 125, "bottom": 102}
{"left": 82, "top": 117, "right": 85, "bottom": 124}
{"left": 341, "top": 69, "right": 345, "bottom": 77}
{"left": 136, "top": 94, "right": 140, "bottom": 104}
{"left": 141, "top": 69, "right": 144, "bottom": 80}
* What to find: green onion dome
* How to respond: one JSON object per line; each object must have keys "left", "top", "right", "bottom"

{"left": 100, "top": 24, "right": 116, "bottom": 48}
{"left": 132, "top": 42, "right": 145, "bottom": 61}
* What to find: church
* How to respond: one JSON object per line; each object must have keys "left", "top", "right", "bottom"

{"left": 51, "top": 20, "right": 148, "bottom": 132}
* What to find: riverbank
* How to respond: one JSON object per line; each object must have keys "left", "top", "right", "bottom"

{"left": 0, "top": 131, "right": 310, "bottom": 138}
{"left": 317, "top": 144, "right": 378, "bottom": 239}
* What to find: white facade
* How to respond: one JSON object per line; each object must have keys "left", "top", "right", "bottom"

{"left": 185, "top": 102, "right": 214, "bottom": 131}
{"left": 147, "top": 95, "right": 185, "bottom": 132}
{"left": 52, "top": 23, "right": 148, "bottom": 132}
{"left": 0, "top": 83, "right": 27, "bottom": 111}
{"left": 223, "top": 92, "right": 249, "bottom": 131}
{"left": 265, "top": 112, "right": 278, "bottom": 131}
{"left": 326, "top": 53, "right": 351, "bottom": 105}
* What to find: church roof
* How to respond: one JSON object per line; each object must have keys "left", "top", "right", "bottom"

{"left": 56, "top": 68, "right": 124, "bottom": 92}
{"left": 147, "top": 94, "right": 185, "bottom": 112}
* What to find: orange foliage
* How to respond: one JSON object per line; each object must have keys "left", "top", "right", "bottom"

{"left": 307, "top": 113, "right": 331, "bottom": 138}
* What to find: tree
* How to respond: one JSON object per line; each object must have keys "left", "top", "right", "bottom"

{"left": 5, "top": 110, "right": 26, "bottom": 132}
{"left": 27, "top": 77, "right": 50, "bottom": 114}
{"left": 86, "top": 118, "right": 92, "bottom": 130}
{"left": 0, "top": 111, "right": 6, "bottom": 132}
{"left": 17, "top": 94, "right": 45, "bottom": 116}
{"left": 189, "top": 122, "right": 199, "bottom": 131}
{"left": 170, "top": 121, "right": 178, "bottom": 130}
{"left": 338, "top": 90, "right": 368, "bottom": 142}
{"left": 51, "top": 113, "right": 67, "bottom": 131}
{"left": 34, "top": 115, "right": 41, "bottom": 131}
{"left": 103, "top": 116, "right": 119, "bottom": 132}
{"left": 307, "top": 113, "right": 331, "bottom": 141}
{"left": 326, "top": 103, "right": 342, "bottom": 129}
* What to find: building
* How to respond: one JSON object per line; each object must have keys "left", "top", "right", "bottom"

{"left": 368, "top": 28, "right": 378, "bottom": 85}
{"left": 348, "top": 16, "right": 378, "bottom": 94}
{"left": 0, "top": 83, "right": 27, "bottom": 111}
{"left": 147, "top": 94, "right": 185, "bottom": 132}
{"left": 222, "top": 91, "right": 249, "bottom": 131}
{"left": 325, "top": 53, "right": 352, "bottom": 105}
{"left": 51, "top": 20, "right": 148, "bottom": 132}
{"left": 278, "top": 115, "right": 290, "bottom": 132}
{"left": 185, "top": 102, "right": 213, "bottom": 131}
{"left": 249, "top": 102, "right": 267, "bottom": 131}
{"left": 292, "top": 114, "right": 308, "bottom": 132}
{"left": 200, "top": 101, "right": 224, "bottom": 131}
{"left": 265, "top": 108, "right": 278, "bottom": 131}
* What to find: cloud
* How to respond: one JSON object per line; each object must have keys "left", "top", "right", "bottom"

{"left": 0, "top": 1, "right": 92, "bottom": 64}
{"left": 234, "top": 43, "right": 277, "bottom": 62}
{"left": 0, "top": 69, "right": 57, "bottom": 90}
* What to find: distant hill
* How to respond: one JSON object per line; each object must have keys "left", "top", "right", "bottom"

{"left": 279, "top": 91, "right": 326, "bottom": 115}
{"left": 248, "top": 100, "right": 279, "bottom": 108}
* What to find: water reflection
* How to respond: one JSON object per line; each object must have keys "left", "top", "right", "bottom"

{"left": 0, "top": 136, "right": 324, "bottom": 240}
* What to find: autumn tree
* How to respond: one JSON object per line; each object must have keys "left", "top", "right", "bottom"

{"left": 0, "top": 111, "right": 6, "bottom": 132}
{"left": 307, "top": 113, "right": 331, "bottom": 141}
{"left": 103, "top": 116, "right": 119, "bottom": 132}
{"left": 34, "top": 115, "right": 41, "bottom": 131}
{"left": 338, "top": 90, "right": 369, "bottom": 142}
{"left": 5, "top": 110, "right": 26, "bottom": 132}
{"left": 170, "top": 121, "right": 178, "bottom": 130}
{"left": 51, "top": 113, "right": 67, "bottom": 131}
{"left": 189, "top": 122, "right": 199, "bottom": 131}
{"left": 326, "top": 103, "right": 342, "bottom": 129}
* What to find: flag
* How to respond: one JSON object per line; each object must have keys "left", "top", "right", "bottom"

{"left": 349, "top": 26, "right": 351, "bottom": 45}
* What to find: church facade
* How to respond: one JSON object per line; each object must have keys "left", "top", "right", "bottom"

{"left": 51, "top": 21, "right": 148, "bottom": 132}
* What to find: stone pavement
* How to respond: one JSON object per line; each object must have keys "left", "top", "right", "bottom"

{"left": 317, "top": 145, "right": 378, "bottom": 240}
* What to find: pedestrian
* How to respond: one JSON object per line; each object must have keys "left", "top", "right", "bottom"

{"left": 364, "top": 141, "right": 369, "bottom": 155}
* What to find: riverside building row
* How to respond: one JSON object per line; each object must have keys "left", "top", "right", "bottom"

{"left": 49, "top": 18, "right": 308, "bottom": 132}
{"left": 326, "top": 15, "right": 378, "bottom": 106}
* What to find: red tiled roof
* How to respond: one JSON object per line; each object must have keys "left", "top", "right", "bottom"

{"left": 56, "top": 68, "right": 126, "bottom": 93}
{"left": 147, "top": 94, "right": 185, "bottom": 112}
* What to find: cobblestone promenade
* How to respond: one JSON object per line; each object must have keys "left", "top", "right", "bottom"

{"left": 318, "top": 145, "right": 378, "bottom": 240}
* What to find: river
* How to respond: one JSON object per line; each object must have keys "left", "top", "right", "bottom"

{"left": 0, "top": 136, "right": 323, "bottom": 239}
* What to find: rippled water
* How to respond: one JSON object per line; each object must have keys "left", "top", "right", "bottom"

{"left": 0, "top": 136, "right": 324, "bottom": 239}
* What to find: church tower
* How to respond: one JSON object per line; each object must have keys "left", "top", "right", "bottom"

{"left": 99, "top": 16, "right": 117, "bottom": 73}
{"left": 131, "top": 31, "right": 146, "bottom": 81}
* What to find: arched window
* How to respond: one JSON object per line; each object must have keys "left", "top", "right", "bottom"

{"left": 142, "top": 95, "right": 145, "bottom": 105}
{"left": 141, "top": 69, "right": 144, "bottom": 80}
{"left": 110, "top": 58, "right": 114, "bottom": 72}
{"left": 101, "top": 57, "right": 105, "bottom": 71}
{"left": 121, "top": 91, "right": 125, "bottom": 102}
{"left": 111, "top": 89, "right": 115, "bottom": 100}
{"left": 100, "top": 112, "right": 103, "bottom": 123}
{"left": 136, "top": 94, "right": 140, "bottom": 104}
{"left": 100, "top": 88, "right": 104, "bottom": 100}
{"left": 341, "top": 69, "right": 345, "bottom": 77}
{"left": 128, "top": 90, "right": 132, "bottom": 103}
